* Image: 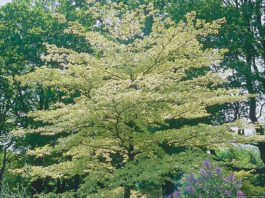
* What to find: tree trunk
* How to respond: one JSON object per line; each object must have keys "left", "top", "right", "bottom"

{"left": 61, "top": 179, "right": 66, "bottom": 192}
{"left": 162, "top": 180, "right": 174, "bottom": 196}
{"left": 258, "top": 142, "right": 265, "bottom": 164}
{"left": 44, "top": 177, "right": 52, "bottom": 193}
{"left": 32, "top": 178, "right": 44, "bottom": 194}
{"left": 39, "top": 87, "right": 44, "bottom": 110}
{"left": 0, "top": 147, "right": 7, "bottom": 191}
{"left": 56, "top": 178, "right": 61, "bottom": 193}
{"left": 124, "top": 186, "right": 131, "bottom": 198}
{"left": 73, "top": 175, "right": 80, "bottom": 191}
{"left": 245, "top": 54, "right": 265, "bottom": 164}
{"left": 123, "top": 141, "right": 135, "bottom": 198}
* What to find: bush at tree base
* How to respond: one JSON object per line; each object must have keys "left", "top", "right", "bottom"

{"left": 167, "top": 160, "right": 245, "bottom": 198}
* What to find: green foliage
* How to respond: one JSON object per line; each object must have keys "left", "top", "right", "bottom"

{"left": 0, "top": 0, "right": 263, "bottom": 197}
{"left": 216, "top": 147, "right": 265, "bottom": 196}
{"left": 217, "top": 146, "right": 264, "bottom": 169}
{"left": 147, "top": 0, "right": 265, "bottom": 128}
{"left": 38, "top": 191, "right": 77, "bottom": 198}
{"left": 0, "top": 0, "right": 95, "bottom": 194}
{"left": 242, "top": 180, "right": 265, "bottom": 196}
{"left": 180, "top": 160, "right": 244, "bottom": 198}
{"left": 0, "top": 184, "right": 30, "bottom": 198}
{"left": 12, "top": 2, "right": 262, "bottom": 197}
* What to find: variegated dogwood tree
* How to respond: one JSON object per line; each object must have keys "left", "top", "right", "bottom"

{"left": 12, "top": 2, "right": 262, "bottom": 198}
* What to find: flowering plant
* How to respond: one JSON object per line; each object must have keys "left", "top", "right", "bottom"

{"left": 166, "top": 160, "right": 245, "bottom": 198}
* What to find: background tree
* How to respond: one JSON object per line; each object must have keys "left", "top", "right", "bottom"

{"left": 150, "top": 0, "right": 265, "bottom": 154}
{"left": 0, "top": 0, "right": 93, "bottom": 191}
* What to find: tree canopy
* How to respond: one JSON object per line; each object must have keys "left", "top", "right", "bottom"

{"left": 11, "top": 2, "right": 263, "bottom": 197}
{"left": 0, "top": 0, "right": 264, "bottom": 197}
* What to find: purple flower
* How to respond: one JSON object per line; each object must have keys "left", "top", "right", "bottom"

{"left": 203, "top": 159, "right": 211, "bottom": 169}
{"left": 228, "top": 173, "right": 235, "bottom": 182}
{"left": 215, "top": 166, "right": 222, "bottom": 176}
{"left": 165, "top": 195, "right": 172, "bottom": 198}
{"left": 237, "top": 190, "right": 245, "bottom": 198}
{"left": 224, "top": 190, "right": 232, "bottom": 197}
{"left": 172, "top": 191, "right": 181, "bottom": 197}
{"left": 185, "top": 185, "right": 195, "bottom": 195}
{"left": 197, "top": 177, "right": 203, "bottom": 184}
{"left": 237, "top": 178, "right": 242, "bottom": 188}
{"left": 200, "top": 168, "right": 207, "bottom": 176}
{"left": 182, "top": 160, "right": 244, "bottom": 198}
{"left": 187, "top": 175, "right": 195, "bottom": 184}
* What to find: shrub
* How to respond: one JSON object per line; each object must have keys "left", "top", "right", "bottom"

{"left": 167, "top": 160, "right": 245, "bottom": 198}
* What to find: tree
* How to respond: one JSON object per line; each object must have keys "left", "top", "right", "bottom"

{"left": 150, "top": 0, "right": 265, "bottom": 160}
{"left": 0, "top": 0, "right": 93, "bottom": 191}
{"left": 13, "top": 2, "right": 262, "bottom": 197}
